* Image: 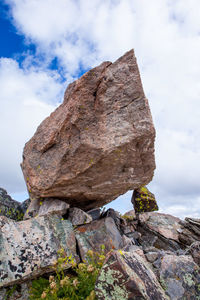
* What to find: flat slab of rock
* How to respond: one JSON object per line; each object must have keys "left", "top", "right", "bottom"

{"left": 21, "top": 49, "right": 155, "bottom": 210}
{"left": 137, "top": 212, "right": 182, "bottom": 252}
{"left": 138, "top": 212, "right": 181, "bottom": 241}
{"left": 95, "top": 250, "right": 169, "bottom": 300}
{"left": 0, "top": 215, "right": 77, "bottom": 288}
{"left": 38, "top": 198, "right": 69, "bottom": 217}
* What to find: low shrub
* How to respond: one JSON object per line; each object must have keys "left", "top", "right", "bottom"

{"left": 29, "top": 245, "right": 105, "bottom": 300}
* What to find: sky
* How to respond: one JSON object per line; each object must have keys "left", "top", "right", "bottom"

{"left": 0, "top": 0, "right": 200, "bottom": 219}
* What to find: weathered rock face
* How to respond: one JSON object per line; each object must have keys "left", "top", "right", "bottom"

{"left": 178, "top": 217, "right": 200, "bottom": 246}
{"left": 0, "top": 215, "right": 77, "bottom": 287}
{"left": 137, "top": 212, "right": 183, "bottom": 252}
{"left": 95, "top": 250, "right": 169, "bottom": 300}
{"left": 75, "top": 216, "right": 125, "bottom": 261}
{"left": 1, "top": 206, "right": 200, "bottom": 298}
{"left": 186, "top": 241, "right": 200, "bottom": 266}
{"left": 21, "top": 49, "right": 155, "bottom": 210}
{"left": 158, "top": 254, "right": 200, "bottom": 299}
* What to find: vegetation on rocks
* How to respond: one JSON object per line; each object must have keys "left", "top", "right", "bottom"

{"left": 29, "top": 246, "right": 106, "bottom": 300}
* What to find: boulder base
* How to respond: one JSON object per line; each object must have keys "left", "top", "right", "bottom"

{"left": 21, "top": 49, "right": 155, "bottom": 210}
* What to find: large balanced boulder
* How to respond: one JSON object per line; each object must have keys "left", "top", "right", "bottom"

{"left": 21, "top": 49, "right": 155, "bottom": 210}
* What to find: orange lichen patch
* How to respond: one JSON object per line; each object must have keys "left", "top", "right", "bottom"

{"left": 109, "top": 239, "right": 116, "bottom": 250}
{"left": 76, "top": 227, "right": 87, "bottom": 233}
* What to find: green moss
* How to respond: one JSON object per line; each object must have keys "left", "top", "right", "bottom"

{"left": 159, "top": 277, "right": 167, "bottom": 291}
{"left": 5, "top": 284, "right": 17, "bottom": 299}
{"left": 0, "top": 206, "right": 24, "bottom": 221}
{"left": 121, "top": 214, "right": 134, "bottom": 221}
{"left": 183, "top": 273, "right": 194, "bottom": 287}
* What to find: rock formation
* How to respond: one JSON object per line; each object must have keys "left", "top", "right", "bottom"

{"left": 0, "top": 201, "right": 200, "bottom": 299}
{"left": 2, "top": 49, "right": 198, "bottom": 299}
{"left": 21, "top": 49, "right": 155, "bottom": 211}
{"left": 0, "top": 188, "right": 29, "bottom": 221}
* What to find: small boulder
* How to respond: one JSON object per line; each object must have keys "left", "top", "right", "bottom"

{"left": 23, "top": 198, "right": 40, "bottom": 220}
{"left": 68, "top": 207, "right": 92, "bottom": 226}
{"left": 131, "top": 186, "right": 158, "bottom": 213}
{"left": 145, "top": 251, "right": 160, "bottom": 263}
{"left": 123, "top": 209, "right": 136, "bottom": 219}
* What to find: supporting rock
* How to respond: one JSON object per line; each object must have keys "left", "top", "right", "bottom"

{"left": 68, "top": 207, "right": 92, "bottom": 226}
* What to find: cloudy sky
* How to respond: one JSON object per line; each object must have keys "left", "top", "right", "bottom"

{"left": 1, "top": 0, "right": 200, "bottom": 219}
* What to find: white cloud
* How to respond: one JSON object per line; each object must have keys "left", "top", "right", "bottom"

{"left": 2, "top": 0, "right": 200, "bottom": 218}
{"left": 0, "top": 58, "right": 63, "bottom": 193}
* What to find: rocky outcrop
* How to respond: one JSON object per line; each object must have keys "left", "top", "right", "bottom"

{"left": 1, "top": 200, "right": 200, "bottom": 298}
{"left": 21, "top": 49, "right": 155, "bottom": 211}
{"left": 0, "top": 188, "right": 27, "bottom": 221}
